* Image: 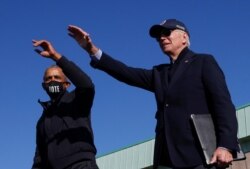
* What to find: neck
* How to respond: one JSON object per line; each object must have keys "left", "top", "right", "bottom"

{"left": 168, "top": 46, "right": 187, "bottom": 62}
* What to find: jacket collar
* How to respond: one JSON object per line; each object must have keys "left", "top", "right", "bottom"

{"left": 163, "top": 48, "right": 196, "bottom": 89}
{"left": 170, "top": 47, "right": 189, "bottom": 65}
{"left": 168, "top": 48, "right": 196, "bottom": 86}
{"left": 38, "top": 90, "right": 69, "bottom": 111}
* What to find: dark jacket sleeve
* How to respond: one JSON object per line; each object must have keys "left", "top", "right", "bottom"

{"left": 56, "top": 56, "right": 95, "bottom": 115}
{"left": 90, "top": 52, "right": 154, "bottom": 92}
{"left": 31, "top": 147, "right": 42, "bottom": 169}
{"left": 202, "top": 55, "right": 238, "bottom": 151}
{"left": 32, "top": 117, "right": 45, "bottom": 169}
{"left": 56, "top": 56, "right": 94, "bottom": 90}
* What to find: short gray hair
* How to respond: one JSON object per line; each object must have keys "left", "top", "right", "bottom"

{"left": 43, "top": 65, "right": 69, "bottom": 82}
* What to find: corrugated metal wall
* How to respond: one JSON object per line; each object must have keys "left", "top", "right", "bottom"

{"left": 237, "top": 104, "right": 250, "bottom": 138}
{"left": 97, "top": 139, "right": 155, "bottom": 169}
{"left": 97, "top": 104, "right": 250, "bottom": 169}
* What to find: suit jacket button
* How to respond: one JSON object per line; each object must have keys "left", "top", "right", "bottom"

{"left": 165, "top": 104, "right": 169, "bottom": 107}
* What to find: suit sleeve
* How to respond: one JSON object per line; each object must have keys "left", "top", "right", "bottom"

{"left": 90, "top": 52, "right": 154, "bottom": 92}
{"left": 202, "top": 55, "right": 238, "bottom": 151}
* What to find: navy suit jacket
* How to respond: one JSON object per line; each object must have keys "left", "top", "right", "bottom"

{"left": 91, "top": 48, "right": 238, "bottom": 168}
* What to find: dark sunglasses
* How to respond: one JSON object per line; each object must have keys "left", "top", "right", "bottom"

{"left": 156, "top": 29, "right": 173, "bottom": 41}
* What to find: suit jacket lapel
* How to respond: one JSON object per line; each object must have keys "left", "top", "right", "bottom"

{"left": 168, "top": 50, "right": 196, "bottom": 89}
{"left": 162, "top": 66, "right": 170, "bottom": 92}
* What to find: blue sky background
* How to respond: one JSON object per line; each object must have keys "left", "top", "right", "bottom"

{"left": 1, "top": 1, "right": 250, "bottom": 169}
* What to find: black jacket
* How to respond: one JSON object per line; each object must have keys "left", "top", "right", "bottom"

{"left": 32, "top": 56, "right": 97, "bottom": 169}
{"left": 90, "top": 48, "right": 238, "bottom": 168}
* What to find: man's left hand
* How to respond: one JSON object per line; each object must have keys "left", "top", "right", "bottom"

{"left": 32, "top": 40, "right": 61, "bottom": 61}
{"left": 210, "top": 147, "right": 233, "bottom": 168}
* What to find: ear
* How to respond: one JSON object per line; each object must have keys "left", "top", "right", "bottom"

{"left": 182, "top": 32, "right": 188, "bottom": 44}
{"left": 64, "top": 82, "right": 71, "bottom": 89}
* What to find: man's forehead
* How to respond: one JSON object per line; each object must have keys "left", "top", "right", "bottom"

{"left": 44, "top": 67, "right": 64, "bottom": 77}
{"left": 46, "top": 67, "right": 62, "bottom": 73}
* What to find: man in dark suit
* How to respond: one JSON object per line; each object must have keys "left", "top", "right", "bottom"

{"left": 67, "top": 19, "right": 239, "bottom": 169}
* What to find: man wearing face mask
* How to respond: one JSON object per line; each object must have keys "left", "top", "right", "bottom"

{"left": 31, "top": 40, "right": 99, "bottom": 169}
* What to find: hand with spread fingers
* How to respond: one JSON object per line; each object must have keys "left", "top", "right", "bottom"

{"left": 32, "top": 40, "right": 62, "bottom": 61}
{"left": 67, "top": 25, "right": 99, "bottom": 55}
{"left": 210, "top": 147, "right": 233, "bottom": 168}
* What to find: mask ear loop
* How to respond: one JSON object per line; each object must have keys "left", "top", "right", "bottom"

{"left": 62, "top": 81, "right": 71, "bottom": 89}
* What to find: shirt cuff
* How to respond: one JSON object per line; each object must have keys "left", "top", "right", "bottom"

{"left": 218, "top": 146, "right": 232, "bottom": 152}
{"left": 90, "top": 49, "right": 102, "bottom": 61}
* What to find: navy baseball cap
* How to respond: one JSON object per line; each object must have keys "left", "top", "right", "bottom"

{"left": 149, "top": 19, "right": 190, "bottom": 38}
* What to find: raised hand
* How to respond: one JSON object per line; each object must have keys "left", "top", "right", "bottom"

{"left": 68, "top": 25, "right": 98, "bottom": 55}
{"left": 32, "top": 40, "right": 61, "bottom": 61}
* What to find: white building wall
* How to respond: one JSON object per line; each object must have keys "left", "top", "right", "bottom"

{"left": 97, "top": 139, "right": 155, "bottom": 169}
{"left": 97, "top": 104, "right": 250, "bottom": 169}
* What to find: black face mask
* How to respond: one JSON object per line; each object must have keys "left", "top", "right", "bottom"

{"left": 42, "top": 81, "right": 65, "bottom": 99}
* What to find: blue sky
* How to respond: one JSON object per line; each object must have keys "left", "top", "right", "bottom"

{"left": 1, "top": 1, "right": 250, "bottom": 169}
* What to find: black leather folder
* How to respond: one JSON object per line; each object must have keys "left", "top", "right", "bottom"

{"left": 190, "top": 114, "right": 246, "bottom": 165}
